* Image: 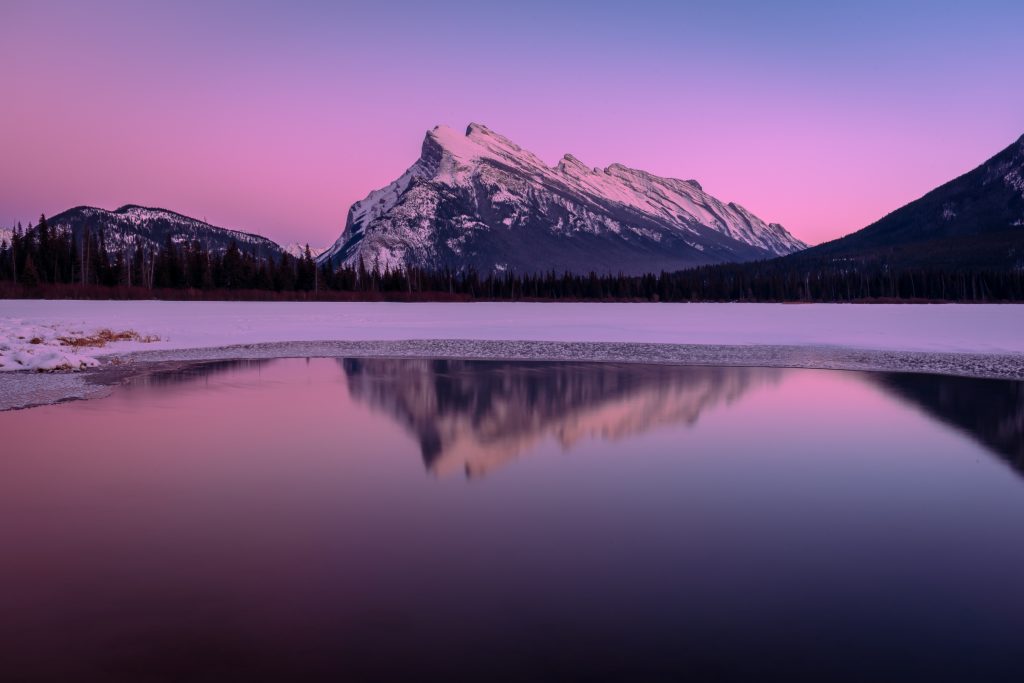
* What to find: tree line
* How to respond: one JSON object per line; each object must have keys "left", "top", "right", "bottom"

{"left": 3, "top": 215, "right": 1023, "bottom": 302}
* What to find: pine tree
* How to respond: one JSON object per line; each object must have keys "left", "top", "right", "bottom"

{"left": 221, "top": 240, "right": 244, "bottom": 289}
{"left": 21, "top": 253, "right": 39, "bottom": 287}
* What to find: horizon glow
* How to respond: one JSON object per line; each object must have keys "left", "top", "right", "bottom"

{"left": 2, "top": 0, "right": 1023, "bottom": 248}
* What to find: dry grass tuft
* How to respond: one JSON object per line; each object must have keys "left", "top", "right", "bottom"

{"left": 58, "top": 329, "right": 161, "bottom": 348}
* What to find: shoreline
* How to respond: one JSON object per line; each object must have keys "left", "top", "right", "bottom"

{"left": 2, "top": 339, "right": 1023, "bottom": 412}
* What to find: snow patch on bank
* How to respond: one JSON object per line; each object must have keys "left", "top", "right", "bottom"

{"left": 0, "top": 320, "right": 102, "bottom": 371}
{"left": 0, "top": 318, "right": 159, "bottom": 372}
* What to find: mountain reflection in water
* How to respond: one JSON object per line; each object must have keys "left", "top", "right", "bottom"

{"left": 111, "top": 357, "right": 1024, "bottom": 480}
{"left": 870, "top": 372, "right": 1024, "bottom": 470}
{"left": 341, "top": 359, "right": 781, "bottom": 477}
{"left": 340, "top": 358, "right": 1024, "bottom": 479}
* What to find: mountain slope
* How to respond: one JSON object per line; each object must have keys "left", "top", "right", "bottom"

{"left": 320, "top": 124, "right": 806, "bottom": 275}
{"left": 798, "top": 133, "right": 1024, "bottom": 268}
{"left": 47, "top": 205, "right": 287, "bottom": 261}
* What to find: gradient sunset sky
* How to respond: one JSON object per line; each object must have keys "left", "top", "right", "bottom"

{"left": 2, "top": 0, "right": 1022, "bottom": 247}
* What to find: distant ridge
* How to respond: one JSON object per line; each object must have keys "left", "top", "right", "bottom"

{"left": 46, "top": 205, "right": 288, "bottom": 261}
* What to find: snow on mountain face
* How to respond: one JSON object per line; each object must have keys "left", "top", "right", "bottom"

{"left": 984, "top": 134, "right": 1024, "bottom": 200}
{"left": 46, "top": 205, "right": 287, "bottom": 261}
{"left": 320, "top": 123, "right": 806, "bottom": 274}
{"left": 283, "top": 243, "right": 326, "bottom": 259}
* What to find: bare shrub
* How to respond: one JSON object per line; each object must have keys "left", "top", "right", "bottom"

{"left": 58, "top": 329, "right": 161, "bottom": 348}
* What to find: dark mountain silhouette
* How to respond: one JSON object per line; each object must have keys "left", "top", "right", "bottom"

{"left": 872, "top": 372, "right": 1024, "bottom": 474}
{"left": 795, "top": 133, "right": 1024, "bottom": 268}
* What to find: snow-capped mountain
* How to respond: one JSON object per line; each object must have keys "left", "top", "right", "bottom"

{"left": 320, "top": 123, "right": 806, "bottom": 274}
{"left": 282, "top": 242, "right": 326, "bottom": 259}
{"left": 46, "top": 205, "right": 287, "bottom": 261}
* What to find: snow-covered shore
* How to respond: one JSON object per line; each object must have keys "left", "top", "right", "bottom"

{"left": 2, "top": 300, "right": 1023, "bottom": 366}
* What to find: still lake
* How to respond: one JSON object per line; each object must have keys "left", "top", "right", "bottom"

{"left": 2, "top": 358, "right": 1024, "bottom": 681}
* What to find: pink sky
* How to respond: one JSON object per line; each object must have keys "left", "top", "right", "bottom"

{"left": 2, "top": 1, "right": 1022, "bottom": 247}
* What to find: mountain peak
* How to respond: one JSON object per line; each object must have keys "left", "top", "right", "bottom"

{"left": 424, "top": 124, "right": 476, "bottom": 159}
{"left": 465, "top": 122, "right": 500, "bottom": 139}
{"left": 557, "top": 153, "right": 591, "bottom": 175}
{"left": 423, "top": 122, "right": 546, "bottom": 172}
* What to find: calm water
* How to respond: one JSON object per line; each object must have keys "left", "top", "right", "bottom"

{"left": 2, "top": 358, "right": 1024, "bottom": 682}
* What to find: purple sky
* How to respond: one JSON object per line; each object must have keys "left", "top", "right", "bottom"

{"left": 2, "top": 0, "right": 1022, "bottom": 247}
